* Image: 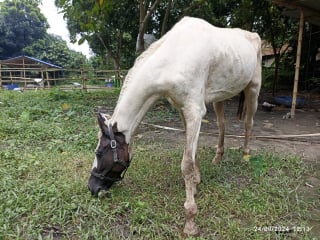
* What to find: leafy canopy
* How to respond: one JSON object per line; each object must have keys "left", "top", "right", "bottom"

{"left": 0, "top": 0, "right": 48, "bottom": 59}
{"left": 55, "top": 0, "right": 139, "bottom": 69}
{"left": 23, "top": 34, "right": 87, "bottom": 69}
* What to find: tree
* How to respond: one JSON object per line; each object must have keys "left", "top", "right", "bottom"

{"left": 137, "top": 0, "right": 242, "bottom": 53}
{"left": 0, "top": 0, "right": 48, "bottom": 59}
{"left": 230, "top": 0, "right": 298, "bottom": 94}
{"left": 55, "top": 0, "right": 139, "bottom": 77}
{"left": 23, "top": 34, "right": 87, "bottom": 69}
{"left": 254, "top": 1, "right": 297, "bottom": 95}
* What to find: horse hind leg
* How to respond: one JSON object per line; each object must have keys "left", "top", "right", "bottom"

{"left": 243, "top": 84, "right": 259, "bottom": 156}
{"left": 212, "top": 102, "right": 225, "bottom": 164}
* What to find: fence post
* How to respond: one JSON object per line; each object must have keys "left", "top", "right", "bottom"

{"left": 81, "top": 68, "right": 87, "bottom": 91}
{"left": 0, "top": 63, "right": 2, "bottom": 88}
{"left": 46, "top": 69, "right": 50, "bottom": 88}
{"left": 10, "top": 71, "right": 13, "bottom": 84}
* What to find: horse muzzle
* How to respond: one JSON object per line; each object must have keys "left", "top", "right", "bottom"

{"left": 88, "top": 174, "right": 114, "bottom": 197}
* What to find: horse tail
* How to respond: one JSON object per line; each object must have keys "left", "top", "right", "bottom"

{"left": 237, "top": 91, "right": 245, "bottom": 120}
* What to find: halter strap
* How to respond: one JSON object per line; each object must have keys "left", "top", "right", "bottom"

{"left": 91, "top": 171, "right": 122, "bottom": 183}
{"left": 108, "top": 124, "right": 119, "bottom": 163}
{"left": 91, "top": 124, "right": 131, "bottom": 183}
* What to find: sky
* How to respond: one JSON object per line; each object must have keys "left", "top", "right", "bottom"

{"left": 39, "top": 0, "right": 91, "bottom": 58}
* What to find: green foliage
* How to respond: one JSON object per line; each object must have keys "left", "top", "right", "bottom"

{"left": 55, "top": 0, "right": 139, "bottom": 69}
{"left": 0, "top": 0, "right": 87, "bottom": 68}
{"left": 0, "top": 0, "right": 48, "bottom": 59}
{"left": 23, "top": 34, "right": 87, "bottom": 68}
{"left": 262, "top": 64, "right": 295, "bottom": 90}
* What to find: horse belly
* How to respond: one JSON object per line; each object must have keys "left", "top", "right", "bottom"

{"left": 205, "top": 53, "right": 256, "bottom": 103}
{"left": 205, "top": 80, "right": 249, "bottom": 103}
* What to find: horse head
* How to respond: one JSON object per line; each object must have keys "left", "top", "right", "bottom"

{"left": 88, "top": 113, "right": 131, "bottom": 196}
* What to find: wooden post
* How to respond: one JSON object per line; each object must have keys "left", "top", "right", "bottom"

{"left": 40, "top": 69, "right": 44, "bottom": 89}
{"left": 53, "top": 69, "right": 56, "bottom": 85}
{"left": 10, "top": 71, "right": 13, "bottom": 84}
{"left": 81, "top": 68, "right": 87, "bottom": 91}
{"left": 46, "top": 69, "right": 50, "bottom": 88}
{"left": 0, "top": 63, "right": 2, "bottom": 88}
{"left": 291, "top": 10, "right": 304, "bottom": 118}
{"left": 22, "top": 57, "right": 26, "bottom": 88}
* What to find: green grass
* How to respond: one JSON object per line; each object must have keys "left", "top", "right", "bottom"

{"left": 0, "top": 88, "right": 318, "bottom": 239}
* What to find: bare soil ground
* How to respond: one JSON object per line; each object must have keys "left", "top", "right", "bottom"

{"left": 135, "top": 91, "right": 320, "bottom": 236}
{"left": 138, "top": 91, "right": 320, "bottom": 161}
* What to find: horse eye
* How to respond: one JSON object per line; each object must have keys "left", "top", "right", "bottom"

{"left": 95, "top": 150, "right": 102, "bottom": 157}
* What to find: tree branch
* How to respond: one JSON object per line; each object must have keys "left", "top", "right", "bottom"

{"left": 161, "top": 0, "right": 172, "bottom": 36}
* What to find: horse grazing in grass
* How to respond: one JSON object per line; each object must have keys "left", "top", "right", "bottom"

{"left": 88, "top": 17, "right": 261, "bottom": 236}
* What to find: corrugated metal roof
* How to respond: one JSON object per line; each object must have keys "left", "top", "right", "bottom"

{"left": 273, "top": 0, "right": 320, "bottom": 26}
{"left": 0, "top": 55, "right": 62, "bottom": 69}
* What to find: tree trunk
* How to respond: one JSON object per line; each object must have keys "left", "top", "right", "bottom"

{"left": 136, "top": 0, "right": 162, "bottom": 55}
{"left": 272, "top": 50, "right": 280, "bottom": 96}
{"left": 112, "top": 57, "right": 123, "bottom": 87}
{"left": 96, "top": 32, "right": 123, "bottom": 86}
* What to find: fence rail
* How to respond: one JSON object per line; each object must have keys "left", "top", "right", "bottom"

{"left": 0, "top": 67, "right": 127, "bottom": 90}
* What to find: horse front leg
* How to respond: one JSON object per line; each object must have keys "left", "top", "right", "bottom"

{"left": 181, "top": 107, "right": 204, "bottom": 236}
{"left": 180, "top": 110, "right": 201, "bottom": 185}
{"left": 212, "top": 102, "right": 225, "bottom": 164}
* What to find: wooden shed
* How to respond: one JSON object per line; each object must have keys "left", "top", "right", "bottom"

{"left": 0, "top": 55, "right": 62, "bottom": 89}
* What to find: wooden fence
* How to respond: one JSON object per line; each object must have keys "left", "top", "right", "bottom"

{"left": 0, "top": 67, "right": 127, "bottom": 90}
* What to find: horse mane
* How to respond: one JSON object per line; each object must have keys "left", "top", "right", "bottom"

{"left": 118, "top": 35, "right": 167, "bottom": 101}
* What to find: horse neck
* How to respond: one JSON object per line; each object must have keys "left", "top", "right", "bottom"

{"left": 111, "top": 83, "right": 160, "bottom": 143}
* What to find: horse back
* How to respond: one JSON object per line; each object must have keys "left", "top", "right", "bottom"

{"left": 130, "top": 17, "right": 262, "bottom": 104}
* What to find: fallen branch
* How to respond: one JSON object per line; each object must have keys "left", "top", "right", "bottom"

{"left": 141, "top": 122, "right": 320, "bottom": 141}
{"left": 141, "top": 122, "right": 184, "bottom": 132}
{"left": 255, "top": 133, "right": 320, "bottom": 139}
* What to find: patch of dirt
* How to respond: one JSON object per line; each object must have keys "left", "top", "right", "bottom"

{"left": 137, "top": 92, "right": 320, "bottom": 160}
{"left": 134, "top": 91, "right": 320, "bottom": 237}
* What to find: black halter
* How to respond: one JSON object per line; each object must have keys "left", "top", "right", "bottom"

{"left": 91, "top": 124, "right": 131, "bottom": 183}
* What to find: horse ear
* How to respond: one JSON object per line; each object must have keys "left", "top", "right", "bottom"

{"left": 97, "top": 113, "right": 109, "bottom": 136}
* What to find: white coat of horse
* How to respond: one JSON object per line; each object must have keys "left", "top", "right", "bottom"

{"left": 88, "top": 17, "right": 262, "bottom": 236}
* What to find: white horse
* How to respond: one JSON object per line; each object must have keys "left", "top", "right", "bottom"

{"left": 88, "top": 17, "right": 261, "bottom": 236}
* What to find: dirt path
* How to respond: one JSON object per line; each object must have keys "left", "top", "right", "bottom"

{"left": 138, "top": 95, "right": 320, "bottom": 162}
{"left": 134, "top": 93, "right": 320, "bottom": 236}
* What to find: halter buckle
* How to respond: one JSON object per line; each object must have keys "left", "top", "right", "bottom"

{"left": 110, "top": 139, "right": 117, "bottom": 149}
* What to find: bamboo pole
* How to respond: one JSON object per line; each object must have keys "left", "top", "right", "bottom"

{"left": 291, "top": 10, "right": 304, "bottom": 118}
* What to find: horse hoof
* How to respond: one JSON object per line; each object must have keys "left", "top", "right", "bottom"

{"left": 183, "top": 223, "right": 200, "bottom": 236}
{"left": 194, "top": 176, "right": 201, "bottom": 185}
{"left": 212, "top": 156, "right": 221, "bottom": 164}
